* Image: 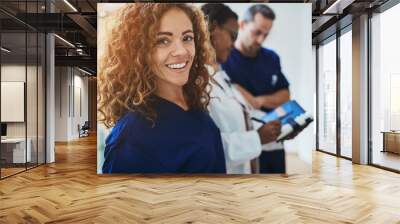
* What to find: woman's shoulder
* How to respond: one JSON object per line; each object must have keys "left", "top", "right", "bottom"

{"left": 105, "top": 111, "right": 145, "bottom": 146}
{"left": 198, "top": 110, "right": 220, "bottom": 132}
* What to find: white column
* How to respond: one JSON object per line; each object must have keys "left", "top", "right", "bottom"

{"left": 352, "top": 14, "right": 369, "bottom": 164}
{"left": 45, "top": 0, "right": 56, "bottom": 163}
{"left": 46, "top": 33, "right": 55, "bottom": 163}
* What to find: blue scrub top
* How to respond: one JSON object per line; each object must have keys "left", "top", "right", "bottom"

{"left": 102, "top": 96, "right": 226, "bottom": 174}
{"left": 222, "top": 47, "right": 290, "bottom": 112}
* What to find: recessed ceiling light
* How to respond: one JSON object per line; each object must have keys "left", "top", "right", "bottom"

{"left": 1, "top": 47, "right": 11, "bottom": 53}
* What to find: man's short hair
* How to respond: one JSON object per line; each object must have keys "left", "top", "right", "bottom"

{"left": 201, "top": 3, "right": 238, "bottom": 29}
{"left": 243, "top": 4, "right": 275, "bottom": 22}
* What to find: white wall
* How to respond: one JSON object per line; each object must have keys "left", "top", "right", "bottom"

{"left": 227, "top": 3, "right": 314, "bottom": 164}
{"left": 72, "top": 72, "right": 89, "bottom": 138}
{"left": 54, "top": 67, "right": 89, "bottom": 141}
{"left": 1, "top": 65, "right": 27, "bottom": 140}
{"left": 1, "top": 65, "right": 37, "bottom": 137}
{"left": 55, "top": 66, "right": 68, "bottom": 141}
{"left": 1, "top": 63, "right": 46, "bottom": 164}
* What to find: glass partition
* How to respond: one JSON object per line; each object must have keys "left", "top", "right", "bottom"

{"left": 0, "top": 1, "right": 46, "bottom": 179}
{"left": 370, "top": 3, "right": 400, "bottom": 171}
{"left": 1, "top": 30, "right": 28, "bottom": 177}
{"left": 317, "top": 36, "right": 337, "bottom": 155}
{"left": 339, "top": 29, "right": 352, "bottom": 158}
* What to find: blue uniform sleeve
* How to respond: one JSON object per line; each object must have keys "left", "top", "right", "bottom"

{"left": 273, "top": 54, "right": 290, "bottom": 91}
{"left": 102, "top": 114, "right": 129, "bottom": 173}
{"left": 213, "top": 127, "right": 227, "bottom": 173}
{"left": 221, "top": 56, "right": 239, "bottom": 84}
{"left": 102, "top": 113, "right": 162, "bottom": 173}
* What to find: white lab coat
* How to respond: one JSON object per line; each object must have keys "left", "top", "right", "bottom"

{"left": 208, "top": 66, "right": 262, "bottom": 174}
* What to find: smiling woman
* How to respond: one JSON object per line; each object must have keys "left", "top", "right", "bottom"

{"left": 97, "top": 3, "right": 226, "bottom": 174}
{"left": 152, "top": 8, "right": 196, "bottom": 110}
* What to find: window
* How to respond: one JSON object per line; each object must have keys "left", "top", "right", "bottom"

{"left": 318, "top": 37, "right": 337, "bottom": 154}
{"left": 339, "top": 29, "right": 352, "bottom": 158}
{"left": 370, "top": 3, "right": 400, "bottom": 171}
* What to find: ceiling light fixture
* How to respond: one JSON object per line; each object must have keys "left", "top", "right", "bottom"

{"left": 78, "top": 67, "right": 93, "bottom": 76}
{"left": 1, "top": 47, "right": 11, "bottom": 53}
{"left": 54, "top": 34, "right": 75, "bottom": 48}
{"left": 63, "top": 0, "right": 78, "bottom": 12}
{"left": 323, "top": 0, "right": 354, "bottom": 15}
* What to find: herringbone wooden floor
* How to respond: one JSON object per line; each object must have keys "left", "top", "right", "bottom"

{"left": 1, "top": 135, "right": 400, "bottom": 223}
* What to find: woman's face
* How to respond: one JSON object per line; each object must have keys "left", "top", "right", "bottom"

{"left": 212, "top": 18, "right": 238, "bottom": 64}
{"left": 152, "top": 8, "right": 195, "bottom": 89}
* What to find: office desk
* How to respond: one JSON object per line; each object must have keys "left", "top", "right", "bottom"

{"left": 382, "top": 131, "right": 400, "bottom": 154}
{"left": 1, "top": 138, "right": 31, "bottom": 163}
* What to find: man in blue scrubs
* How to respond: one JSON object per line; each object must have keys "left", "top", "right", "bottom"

{"left": 222, "top": 4, "right": 290, "bottom": 173}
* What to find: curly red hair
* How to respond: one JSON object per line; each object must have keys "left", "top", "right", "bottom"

{"left": 98, "top": 3, "right": 216, "bottom": 128}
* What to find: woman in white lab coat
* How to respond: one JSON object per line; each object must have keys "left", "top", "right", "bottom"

{"left": 201, "top": 4, "right": 281, "bottom": 174}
